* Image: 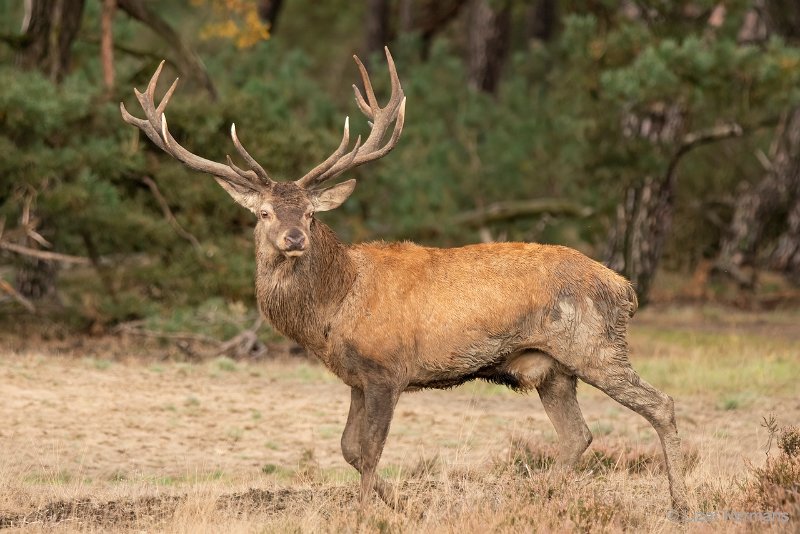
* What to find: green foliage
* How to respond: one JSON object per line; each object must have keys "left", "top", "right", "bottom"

{"left": 1, "top": 1, "right": 798, "bottom": 328}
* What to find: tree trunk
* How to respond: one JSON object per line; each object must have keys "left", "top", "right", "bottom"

{"left": 18, "top": 0, "right": 86, "bottom": 83}
{"left": 257, "top": 0, "right": 284, "bottom": 34}
{"left": 15, "top": 258, "right": 59, "bottom": 302}
{"left": 606, "top": 112, "right": 743, "bottom": 303}
{"left": 101, "top": 0, "right": 116, "bottom": 92}
{"left": 525, "top": 0, "right": 558, "bottom": 42}
{"left": 467, "top": 0, "right": 511, "bottom": 94}
{"left": 604, "top": 104, "right": 684, "bottom": 305}
{"left": 717, "top": 1, "right": 800, "bottom": 286}
{"left": 771, "top": 195, "right": 800, "bottom": 283}
{"left": 364, "top": 0, "right": 391, "bottom": 61}
{"left": 605, "top": 176, "right": 675, "bottom": 305}
{"left": 717, "top": 108, "right": 800, "bottom": 285}
{"left": 14, "top": 0, "right": 83, "bottom": 303}
{"left": 764, "top": 0, "right": 800, "bottom": 40}
{"left": 408, "top": 0, "right": 466, "bottom": 59}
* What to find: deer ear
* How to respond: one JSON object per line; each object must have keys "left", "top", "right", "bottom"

{"left": 311, "top": 179, "right": 356, "bottom": 212}
{"left": 214, "top": 178, "right": 261, "bottom": 213}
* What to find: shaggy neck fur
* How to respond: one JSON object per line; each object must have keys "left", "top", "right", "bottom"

{"left": 254, "top": 220, "right": 356, "bottom": 353}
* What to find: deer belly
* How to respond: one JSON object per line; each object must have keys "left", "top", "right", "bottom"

{"left": 407, "top": 349, "right": 557, "bottom": 392}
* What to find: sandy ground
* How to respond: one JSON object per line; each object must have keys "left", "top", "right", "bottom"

{"left": 0, "top": 351, "right": 796, "bottom": 488}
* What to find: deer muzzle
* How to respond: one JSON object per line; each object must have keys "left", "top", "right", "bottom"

{"left": 281, "top": 228, "right": 307, "bottom": 256}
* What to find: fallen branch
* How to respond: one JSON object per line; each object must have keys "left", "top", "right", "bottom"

{"left": 712, "top": 259, "right": 755, "bottom": 288}
{"left": 214, "top": 317, "right": 267, "bottom": 359}
{"left": 114, "top": 320, "right": 219, "bottom": 344}
{"left": 450, "top": 198, "right": 593, "bottom": 227}
{"left": 114, "top": 316, "right": 267, "bottom": 360}
{"left": 0, "top": 241, "right": 91, "bottom": 264}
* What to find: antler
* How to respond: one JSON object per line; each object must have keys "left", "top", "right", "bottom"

{"left": 295, "top": 47, "right": 406, "bottom": 189}
{"left": 120, "top": 61, "right": 274, "bottom": 193}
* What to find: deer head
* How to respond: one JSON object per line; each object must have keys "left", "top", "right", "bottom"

{"left": 121, "top": 48, "right": 406, "bottom": 258}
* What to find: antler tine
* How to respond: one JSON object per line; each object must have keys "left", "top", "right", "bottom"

{"left": 295, "top": 48, "right": 406, "bottom": 190}
{"left": 161, "top": 114, "right": 255, "bottom": 190}
{"left": 353, "top": 54, "right": 379, "bottom": 111}
{"left": 358, "top": 49, "right": 405, "bottom": 155}
{"left": 354, "top": 97, "right": 405, "bottom": 163}
{"left": 384, "top": 46, "right": 402, "bottom": 104}
{"left": 147, "top": 60, "right": 165, "bottom": 100}
{"left": 353, "top": 84, "right": 373, "bottom": 120}
{"left": 156, "top": 77, "right": 179, "bottom": 116}
{"left": 226, "top": 155, "right": 260, "bottom": 182}
{"left": 134, "top": 60, "right": 166, "bottom": 133}
{"left": 320, "top": 97, "right": 405, "bottom": 183}
{"left": 120, "top": 102, "right": 168, "bottom": 152}
{"left": 318, "top": 135, "right": 362, "bottom": 182}
{"left": 230, "top": 124, "right": 273, "bottom": 185}
{"left": 295, "top": 117, "right": 352, "bottom": 188}
{"left": 120, "top": 61, "right": 273, "bottom": 193}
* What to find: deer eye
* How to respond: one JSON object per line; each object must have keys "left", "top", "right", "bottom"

{"left": 305, "top": 211, "right": 314, "bottom": 219}
{"left": 260, "top": 210, "right": 271, "bottom": 220}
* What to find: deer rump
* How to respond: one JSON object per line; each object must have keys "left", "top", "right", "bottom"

{"left": 327, "top": 240, "right": 638, "bottom": 393}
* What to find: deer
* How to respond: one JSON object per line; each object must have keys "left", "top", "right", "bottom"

{"left": 120, "top": 48, "right": 689, "bottom": 515}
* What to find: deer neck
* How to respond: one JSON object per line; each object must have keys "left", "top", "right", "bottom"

{"left": 255, "top": 220, "right": 356, "bottom": 352}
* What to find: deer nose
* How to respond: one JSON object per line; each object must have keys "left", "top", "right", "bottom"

{"left": 283, "top": 229, "right": 306, "bottom": 251}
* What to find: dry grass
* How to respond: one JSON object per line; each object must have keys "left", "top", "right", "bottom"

{"left": 0, "top": 304, "right": 798, "bottom": 532}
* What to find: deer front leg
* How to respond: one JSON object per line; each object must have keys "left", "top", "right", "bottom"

{"left": 341, "top": 386, "right": 399, "bottom": 506}
{"left": 359, "top": 383, "right": 401, "bottom": 508}
{"left": 341, "top": 387, "right": 366, "bottom": 470}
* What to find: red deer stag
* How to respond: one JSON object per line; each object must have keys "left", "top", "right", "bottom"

{"left": 121, "top": 49, "right": 688, "bottom": 514}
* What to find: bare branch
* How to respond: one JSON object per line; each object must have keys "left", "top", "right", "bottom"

{"left": 679, "top": 122, "right": 744, "bottom": 152}
{"left": 0, "top": 278, "right": 36, "bottom": 312}
{"left": 80, "top": 35, "right": 164, "bottom": 63}
{"left": 141, "top": 176, "right": 202, "bottom": 251}
{"left": 117, "top": 0, "right": 218, "bottom": 99}
{"left": 666, "top": 122, "right": 744, "bottom": 186}
{"left": 0, "top": 241, "right": 90, "bottom": 264}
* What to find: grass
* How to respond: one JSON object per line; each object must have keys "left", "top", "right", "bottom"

{"left": 83, "top": 357, "right": 113, "bottom": 371}
{"left": 3, "top": 450, "right": 791, "bottom": 532}
{"left": 630, "top": 331, "right": 799, "bottom": 397}
{"left": 214, "top": 356, "right": 238, "bottom": 373}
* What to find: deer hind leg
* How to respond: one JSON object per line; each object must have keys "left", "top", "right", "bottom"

{"left": 341, "top": 386, "right": 398, "bottom": 507}
{"left": 579, "top": 361, "right": 689, "bottom": 514}
{"left": 537, "top": 370, "right": 592, "bottom": 466}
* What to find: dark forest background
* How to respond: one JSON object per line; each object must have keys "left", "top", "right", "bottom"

{"left": 2, "top": 0, "right": 799, "bottom": 343}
